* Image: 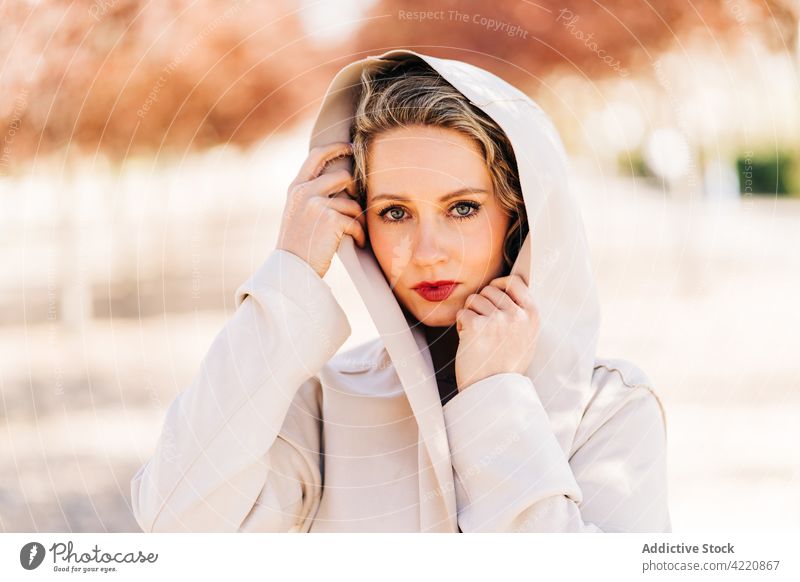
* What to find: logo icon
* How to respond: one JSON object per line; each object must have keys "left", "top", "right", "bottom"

{"left": 20, "top": 542, "right": 46, "bottom": 570}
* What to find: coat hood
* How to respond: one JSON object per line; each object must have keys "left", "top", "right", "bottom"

{"left": 308, "top": 49, "right": 601, "bottom": 532}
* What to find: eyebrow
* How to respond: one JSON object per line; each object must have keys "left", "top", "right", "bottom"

{"left": 371, "top": 188, "right": 490, "bottom": 204}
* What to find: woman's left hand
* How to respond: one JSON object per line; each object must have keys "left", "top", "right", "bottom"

{"left": 454, "top": 274, "right": 540, "bottom": 391}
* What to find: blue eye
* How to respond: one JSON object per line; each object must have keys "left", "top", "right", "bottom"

{"left": 451, "top": 201, "right": 480, "bottom": 220}
{"left": 377, "top": 201, "right": 481, "bottom": 224}
{"left": 376, "top": 205, "right": 408, "bottom": 223}
{"left": 387, "top": 207, "right": 406, "bottom": 221}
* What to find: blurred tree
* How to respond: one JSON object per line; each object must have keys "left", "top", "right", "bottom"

{"left": 0, "top": 0, "right": 795, "bottom": 164}
{"left": 356, "top": 0, "right": 794, "bottom": 87}
{"left": 0, "top": 0, "right": 342, "bottom": 164}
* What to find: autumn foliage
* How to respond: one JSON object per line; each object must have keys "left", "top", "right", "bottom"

{"left": 0, "top": 0, "right": 791, "bottom": 164}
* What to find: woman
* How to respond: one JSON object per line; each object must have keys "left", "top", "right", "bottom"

{"left": 131, "top": 50, "right": 671, "bottom": 533}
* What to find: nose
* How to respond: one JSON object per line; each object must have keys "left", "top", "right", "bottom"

{"left": 412, "top": 218, "right": 448, "bottom": 267}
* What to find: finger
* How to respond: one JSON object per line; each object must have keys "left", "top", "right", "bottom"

{"left": 339, "top": 214, "right": 367, "bottom": 248}
{"left": 324, "top": 195, "right": 365, "bottom": 220}
{"left": 479, "top": 284, "right": 521, "bottom": 312}
{"left": 316, "top": 169, "right": 356, "bottom": 198}
{"left": 294, "top": 142, "right": 353, "bottom": 184}
{"left": 455, "top": 308, "right": 479, "bottom": 333}
{"left": 292, "top": 169, "right": 355, "bottom": 202}
{"left": 462, "top": 292, "right": 497, "bottom": 316}
{"left": 488, "top": 274, "right": 534, "bottom": 310}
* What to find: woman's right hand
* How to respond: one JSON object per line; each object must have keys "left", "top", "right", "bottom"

{"left": 276, "top": 142, "right": 367, "bottom": 279}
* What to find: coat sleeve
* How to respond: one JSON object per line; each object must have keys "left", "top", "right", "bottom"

{"left": 441, "top": 372, "right": 671, "bottom": 533}
{"left": 130, "top": 249, "right": 350, "bottom": 532}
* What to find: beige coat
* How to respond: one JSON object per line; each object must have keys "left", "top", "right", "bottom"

{"left": 131, "top": 50, "right": 672, "bottom": 533}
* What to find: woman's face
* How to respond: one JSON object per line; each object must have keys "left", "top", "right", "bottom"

{"left": 365, "top": 125, "right": 511, "bottom": 327}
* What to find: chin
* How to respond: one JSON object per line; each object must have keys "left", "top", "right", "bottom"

{"left": 395, "top": 288, "right": 463, "bottom": 327}
{"left": 409, "top": 305, "right": 458, "bottom": 327}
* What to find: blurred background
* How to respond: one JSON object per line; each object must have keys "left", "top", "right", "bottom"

{"left": 1, "top": 0, "right": 798, "bottom": 532}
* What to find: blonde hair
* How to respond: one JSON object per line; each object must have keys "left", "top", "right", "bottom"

{"left": 351, "top": 57, "right": 528, "bottom": 272}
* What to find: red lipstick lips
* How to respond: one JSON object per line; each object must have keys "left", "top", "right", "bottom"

{"left": 412, "top": 280, "right": 459, "bottom": 302}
